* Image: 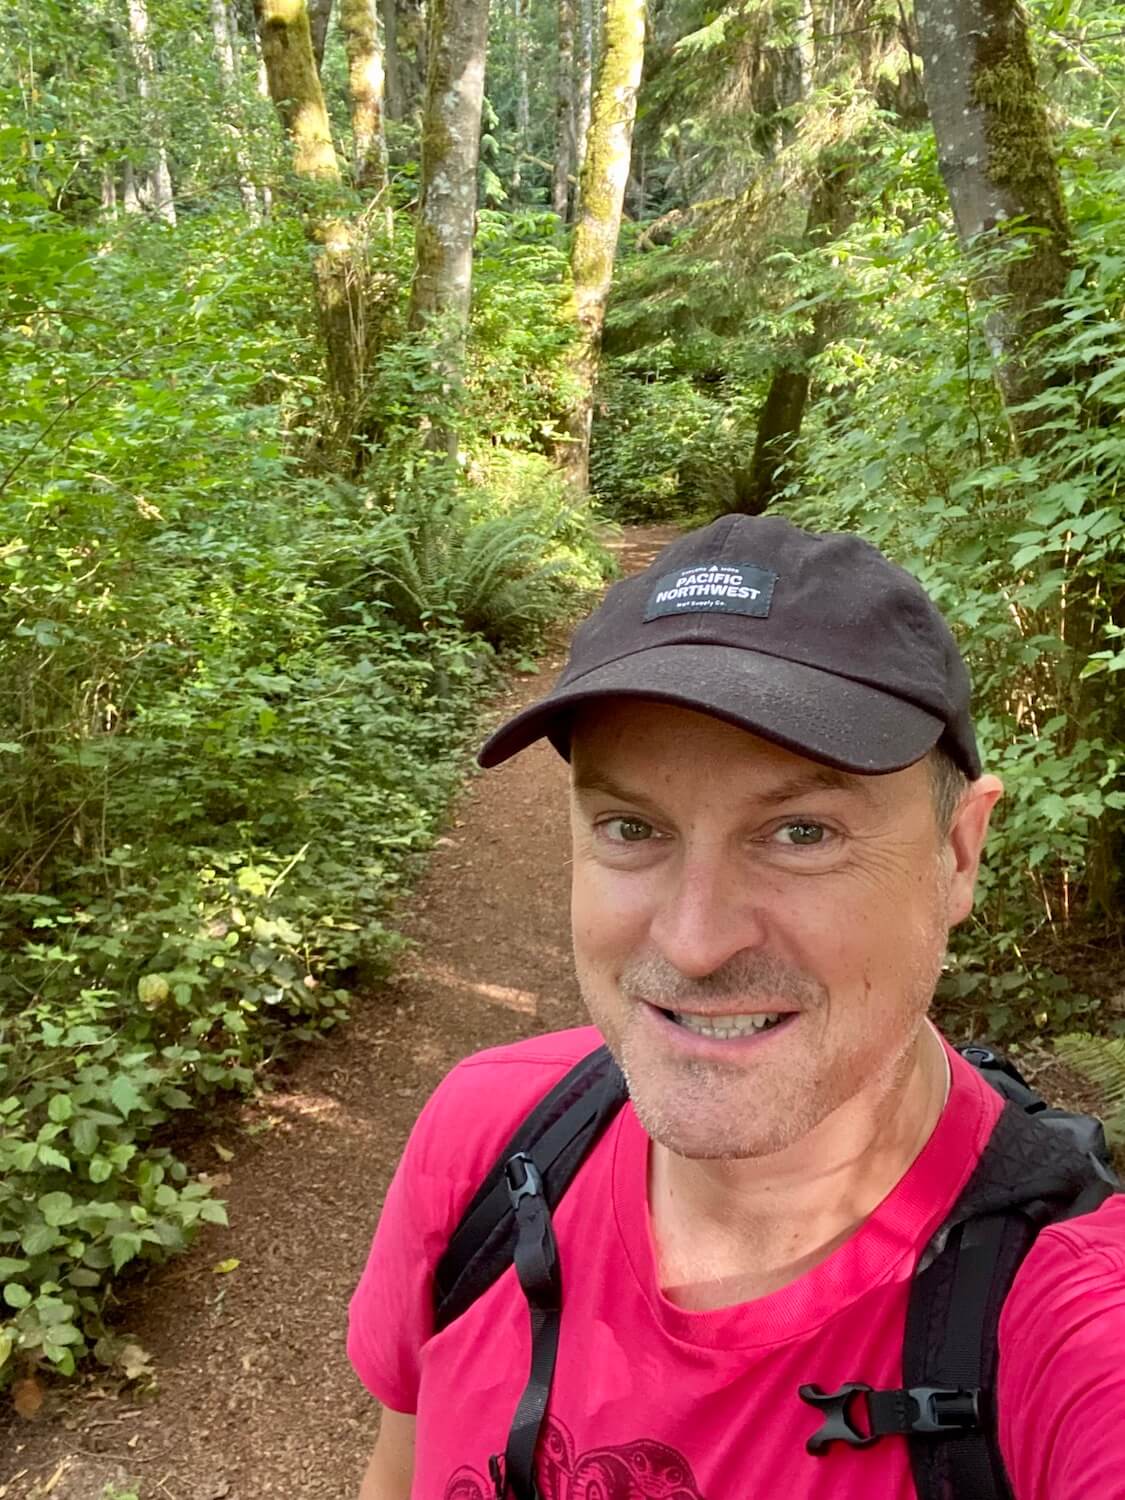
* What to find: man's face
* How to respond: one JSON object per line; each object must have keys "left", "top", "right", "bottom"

{"left": 569, "top": 701, "right": 979, "bottom": 1161}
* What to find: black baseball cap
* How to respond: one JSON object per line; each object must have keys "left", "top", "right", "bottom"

{"left": 478, "top": 514, "right": 981, "bottom": 779}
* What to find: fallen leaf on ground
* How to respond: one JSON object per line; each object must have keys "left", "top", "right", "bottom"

{"left": 212, "top": 1259, "right": 240, "bottom": 1275}
{"left": 12, "top": 1377, "right": 44, "bottom": 1418}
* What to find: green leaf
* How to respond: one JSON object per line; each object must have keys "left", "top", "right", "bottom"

{"left": 88, "top": 1156, "right": 113, "bottom": 1184}
{"left": 38, "top": 1192, "right": 74, "bottom": 1227}
{"left": 111, "top": 1233, "right": 143, "bottom": 1272}
{"left": 70, "top": 1118, "right": 99, "bottom": 1155}
{"left": 21, "top": 1225, "right": 59, "bottom": 1256}
{"left": 3, "top": 1283, "right": 31, "bottom": 1309}
{"left": 47, "top": 1094, "right": 74, "bottom": 1124}
{"left": 110, "top": 1076, "right": 144, "bottom": 1119}
{"left": 37, "top": 1145, "right": 71, "bottom": 1173}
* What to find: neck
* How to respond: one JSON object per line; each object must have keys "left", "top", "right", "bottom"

{"left": 649, "top": 1023, "right": 951, "bottom": 1310}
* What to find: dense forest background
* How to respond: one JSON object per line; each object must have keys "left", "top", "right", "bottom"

{"left": 1, "top": 0, "right": 1123, "bottom": 1396}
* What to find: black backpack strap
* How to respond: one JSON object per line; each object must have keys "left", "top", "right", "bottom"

{"left": 434, "top": 1044, "right": 627, "bottom": 1330}
{"left": 908, "top": 1099, "right": 1116, "bottom": 1499}
{"left": 801, "top": 1098, "right": 1118, "bottom": 1497}
{"left": 432, "top": 1045, "right": 627, "bottom": 1500}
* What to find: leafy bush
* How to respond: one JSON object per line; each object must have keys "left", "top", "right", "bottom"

{"left": 0, "top": 191, "right": 605, "bottom": 1386}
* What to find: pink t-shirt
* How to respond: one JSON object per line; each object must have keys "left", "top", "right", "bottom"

{"left": 348, "top": 1027, "right": 1125, "bottom": 1499}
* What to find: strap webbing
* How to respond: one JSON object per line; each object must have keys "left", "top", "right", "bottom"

{"left": 435, "top": 1046, "right": 626, "bottom": 1331}
{"left": 499, "top": 1155, "right": 560, "bottom": 1500}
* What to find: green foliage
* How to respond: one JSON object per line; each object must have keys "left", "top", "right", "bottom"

{"left": 0, "top": 167, "right": 603, "bottom": 1383}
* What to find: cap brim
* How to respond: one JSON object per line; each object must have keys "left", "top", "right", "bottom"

{"left": 478, "top": 644, "right": 945, "bottom": 774}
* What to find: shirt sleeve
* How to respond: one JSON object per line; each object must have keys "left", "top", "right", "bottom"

{"left": 346, "top": 1076, "right": 466, "bottom": 1413}
{"left": 998, "top": 1195, "right": 1125, "bottom": 1499}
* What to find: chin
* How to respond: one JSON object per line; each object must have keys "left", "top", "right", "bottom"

{"left": 628, "top": 1079, "right": 825, "bottom": 1161}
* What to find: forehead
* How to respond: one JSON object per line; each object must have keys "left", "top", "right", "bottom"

{"left": 569, "top": 698, "right": 928, "bottom": 808}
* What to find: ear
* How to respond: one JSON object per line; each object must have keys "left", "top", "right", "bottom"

{"left": 945, "top": 774, "right": 1003, "bottom": 925}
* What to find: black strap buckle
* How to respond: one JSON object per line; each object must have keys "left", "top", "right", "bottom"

{"left": 906, "top": 1385, "right": 981, "bottom": 1435}
{"left": 799, "top": 1382, "right": 879, "bottom": 1453}
{"left": 800, "top": 1381, "right": 983, "bottom": 1454}
{"left": 504, "top": 1152, "right": 544, "bottom": 1209}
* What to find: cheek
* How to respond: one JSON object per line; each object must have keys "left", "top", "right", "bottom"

{"left": 571, "top": 858, "right": 652, "bottom": 965}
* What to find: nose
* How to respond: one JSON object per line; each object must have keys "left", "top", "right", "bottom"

{"left": 648, "top": 845, "right": 769, "bottom": 979}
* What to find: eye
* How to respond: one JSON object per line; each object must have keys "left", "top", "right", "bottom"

{"left": 774, "top": 820, "right": 829, "bottom": 847}
{"left": 599, "top": 816, "right": 655, "bottom": 843}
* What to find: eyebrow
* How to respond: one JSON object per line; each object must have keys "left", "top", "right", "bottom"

{"left": 572, "top": 763, "right": 875, "bottom": 808}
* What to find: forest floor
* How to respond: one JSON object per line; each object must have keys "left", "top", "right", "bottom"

{"left": 0, "top": 525, "right": 678, "bottom": 1500}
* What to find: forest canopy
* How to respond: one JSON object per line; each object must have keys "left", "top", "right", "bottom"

{"left": 1, "top": 0, "right": 1123, "bottom": 1394}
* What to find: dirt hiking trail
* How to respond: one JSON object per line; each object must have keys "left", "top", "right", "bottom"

{"left": 0, "top": 527, "right": 678, "bottom": 1500}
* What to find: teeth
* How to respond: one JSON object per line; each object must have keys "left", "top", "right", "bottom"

{"left": 671, "top": 1011, "right": 784, "bottom": 1039}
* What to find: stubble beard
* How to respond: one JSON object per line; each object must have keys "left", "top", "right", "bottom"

{"left": 576, "top": 918, "right": 950, "bottom": 1162}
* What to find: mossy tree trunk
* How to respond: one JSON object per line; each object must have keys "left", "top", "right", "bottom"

{"left": 381, "top": 0, "right": 427, "bottom": 122}
{"left": 914, "top": 0, "right": 1072, "bottom": 451}
{"left": 340, "top": 0, "right": 391, "bottom": 221}
{"left": 408, "top": 0, "right": 489, "bottom": 341}
{"left": 256, "top": 0, "right": 371, "bottom": 418}
{"left": 554, "top": 0, "right": 577, "bottom": 220}
{"left": 559, "top": 0, "right": 645, "bottom": 494}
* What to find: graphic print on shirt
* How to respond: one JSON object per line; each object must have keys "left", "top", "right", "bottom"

{"left": 442, "top": 1415, "right": 706, "bottom": 1500}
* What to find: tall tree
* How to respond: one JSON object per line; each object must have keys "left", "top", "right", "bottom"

{"left": 554, "top": 0, "right": 577, "bottom": 219}
{"left": 308, "top": 0, "right": 334, "bottom": 70}
{"left": 914, "top": 0, "right": 1072, "bottom": 450}
{"left": 256, "top": 0, "right": 369, "bottom": 412}
{"left": 574, "top": 0, "right": 593, "bottom": 175}
{"left": 511, "top": 0, "right": 531, "bottom": 201}
{"left": 408, "top": 0, "right": 489, "bottom": 347}
{"left": 211, "top": 0, "right": 260, "bottom": 219}
{"left": 340, "top": 0, "right": 392, "bottom": 218}
{"left": 745, "top": 158, "right": 855, "bottom": 512}
{"left": 559, "top": 0, "right": 645, "bottom": 492}
{"left": 382, "top": 0, "right": 427, "bottom": 121}
{"left": 124, "top": 0, "right": 176, "bottom": 225}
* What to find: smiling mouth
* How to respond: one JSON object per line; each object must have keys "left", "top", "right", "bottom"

{"left": 657, "top": 1007, "right": 793, "bottom": 1039}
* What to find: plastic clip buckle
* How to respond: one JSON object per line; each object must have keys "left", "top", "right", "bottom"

{"left": 504, "top": 1152, "right": 544, "bottom": 1210}
{"left": 906, "top": 1386, "right": 982, "bottom": 1435}
{"left": 799, "top": 1383, "right": 878, "bottom": 1454}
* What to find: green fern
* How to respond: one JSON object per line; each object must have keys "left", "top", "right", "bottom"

{"left": 1055, "top": 1033, "right": 1125, "bottom": 1146}
{"left": 366, "top": 496, "right": 578, "bottom": 649}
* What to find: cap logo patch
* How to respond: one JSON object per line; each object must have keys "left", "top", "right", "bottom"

{"left": 644, "top": 562, "right": 778, "bottom": 621}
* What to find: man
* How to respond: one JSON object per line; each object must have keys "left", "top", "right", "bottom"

{"left": 349, "top": 515, "right": 1125, "bottom": 1499}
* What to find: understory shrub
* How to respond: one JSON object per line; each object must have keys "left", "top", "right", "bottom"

{"left": 0, "top": 196, "right": 605, "bottom": 1385}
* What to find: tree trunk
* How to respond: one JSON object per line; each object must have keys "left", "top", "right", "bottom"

{"left": 512, "top": 0, "right": 530, "bottom": 201}
{"left": 307, "top": 0, "right": 334, "bottom": 70}
{"left": 382, "top": 0, "right": 427, "bottom": 121}
{"left": 574, "top": 0, "right": 593, "bottom": 175}
{"left": 340, "top": 0, "right": 392, "bottom": 219}
{"left": 256, "top": 0, "right": 339, "bottom": 178}
{"left": 124, "top": 0, "right": 177, "bottom": 225}
{"left": 252, "top": 20, "right": 275, "bottom": 215}
{"left": 408, "top": 0, "right": 489, "bottom": 341}
{"left": 211, "top": 0, "right": 261, "bottom": 219}
{"left": 745, "top": 159, "right": 856, "bottom": 513}
{"left": 554, "top": 0, "right": 576, "bottom": 220}
{"left": 559, "top": 0, "right": 645, "bottom": 493}
{"left": 914, "top": 0, "right": 1072, "bottom": 449}
{"left": 256, "top": 0, "right": 372, "bottom": 418}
